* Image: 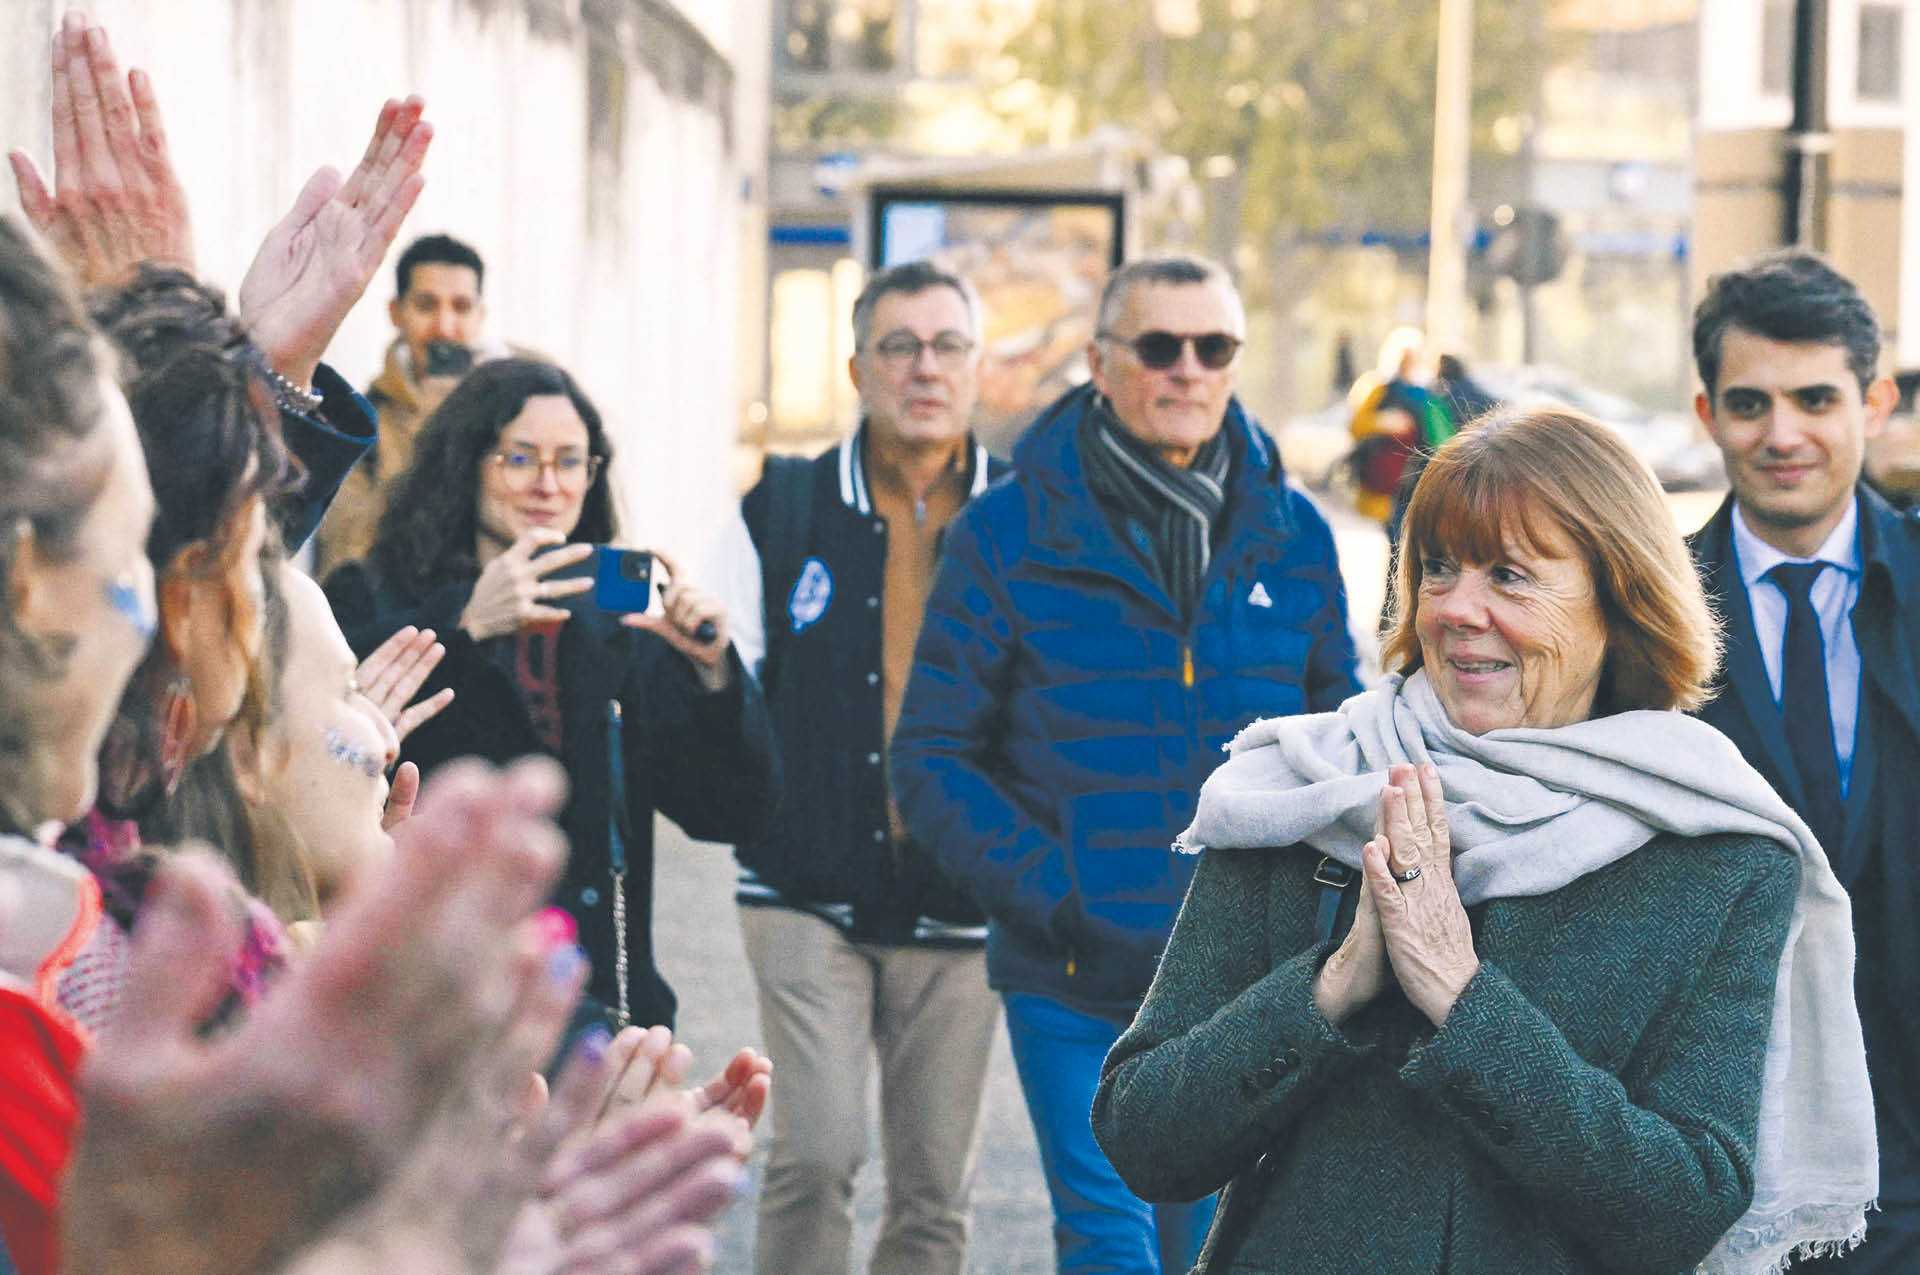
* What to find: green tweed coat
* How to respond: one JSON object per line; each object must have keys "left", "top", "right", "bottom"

{"left": 1092, "top": 830, "right": 1799, "bottom": 1274}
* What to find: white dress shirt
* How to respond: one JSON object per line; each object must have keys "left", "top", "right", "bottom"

{"left": 1730, "top": 498, "right": 1863, "bottom": 794}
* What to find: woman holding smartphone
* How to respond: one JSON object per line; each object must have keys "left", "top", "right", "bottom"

{"left": 325, "top": 357, "right": 780, "bottom": 1035}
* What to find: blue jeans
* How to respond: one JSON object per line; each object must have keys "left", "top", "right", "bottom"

{"left": 1003, "top": 992, "right": 1217, "bottom": 1274}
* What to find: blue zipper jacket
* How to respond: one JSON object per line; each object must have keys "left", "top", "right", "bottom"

{"left": 891, "top": 384, "right": 1361, "bottom": 1019}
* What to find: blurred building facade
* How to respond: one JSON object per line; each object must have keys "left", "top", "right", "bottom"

{"left": 1695, "top": 0, "right": 1917, "bottom": 369}
{"left": 759, "top": 0, "right": 1179, "bottom": 453}
{"left": 0, "top": 0, "right": 771, "bottom": 563}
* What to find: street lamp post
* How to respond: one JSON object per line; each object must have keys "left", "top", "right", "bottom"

{"left": 1783, "top": 0, "right": 1833, "bottom": 249}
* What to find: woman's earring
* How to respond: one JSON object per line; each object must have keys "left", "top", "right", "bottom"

{"left": 158, "top": 673, "right": 196, "bottom": 795}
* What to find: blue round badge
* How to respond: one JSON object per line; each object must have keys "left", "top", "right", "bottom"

{"left": 789, "top": 557, "right": 833, "bottom": 633}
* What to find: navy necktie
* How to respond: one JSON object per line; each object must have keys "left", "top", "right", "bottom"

{"left": 1766, "top": 561, "right": 1846, "bottom": 856}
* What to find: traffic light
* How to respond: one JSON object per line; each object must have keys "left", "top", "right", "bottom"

{"left": 1484, "top": 207, "right": 1568, "bottom": 288}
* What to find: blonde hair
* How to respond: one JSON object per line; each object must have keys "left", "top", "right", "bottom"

{"left": 1381, "top": 408, "right": 1720, "bottom": 713}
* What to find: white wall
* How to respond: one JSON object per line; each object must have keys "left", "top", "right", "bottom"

{"left": 1697, "top": 0, "right": 1792, "bottom": 131}
{"left": 0, "top": 0, "right": 768, "bottom": 562}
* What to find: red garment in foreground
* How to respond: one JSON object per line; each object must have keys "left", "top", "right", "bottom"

{"left": 0, "top": 987, "right": 87, "bottom": 1275}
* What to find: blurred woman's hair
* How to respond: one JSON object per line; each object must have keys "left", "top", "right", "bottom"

{"left": 148, "top": 563, "right": 319, "bottom": 924}
{"left": 0, "top": 218, "right": 118, "bottom": 834}
{"left": 90, "top": 268, "right": 295, "bottom": 819}
{"left": 1381, "top": 407, "right": 1720, "bottom": 714}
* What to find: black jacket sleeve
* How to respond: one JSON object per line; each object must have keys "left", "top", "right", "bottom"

{"left": 322, "top": 561, "right": 476, "bottom": 657}
{"left": 275, "top": 363, "right": 377, "bottom": 553}
{"left": 625, "top": 639, "right": 780, "bottom": 848}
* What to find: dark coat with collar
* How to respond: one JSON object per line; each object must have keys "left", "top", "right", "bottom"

{"left": 1094, "top": 829, "right": 1799, "bottom": 1274}
{"left": 323, "top": 558, "right": 780, "bottom": 1031}
{"left": 731, "top": 427, "right": 1009, "bottom": 943}
{"left": 891, "top": 383, "right": 1361, "bottom": 1020}
{"left": 1689, "top": 487, "right": 1920, "bottom": 1219}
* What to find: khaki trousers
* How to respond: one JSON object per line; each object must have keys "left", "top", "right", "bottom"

{"left": 739, "top": 905, "right": 1000, "bottom": 1275}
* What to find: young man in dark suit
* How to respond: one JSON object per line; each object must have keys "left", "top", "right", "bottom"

{"left": 1688, "top": 250, "right": 1920, "bottom": 1271}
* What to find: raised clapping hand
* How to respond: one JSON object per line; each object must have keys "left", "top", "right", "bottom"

{"left": 620, "top": 549, "right": 734, "bottom": 693}
{"left": 272, "top": 911, "right": 745, "bottom": 1275}
{"left": 9, "top": 14, "right": 195, "bottom": 288}
{"left": 356, "top": 624, "right": 456, "bottom": 830}
{"left": 62, "top": 758, "right": 571, "bottom": 1275}
{"left": 10, "top": 15, "right": 431, "bottom": 396}
{"left": 1314, "top": 762, "right": 1481, "bottom": 1028}
{"left": 237, "top": 95, "right": 430, "bottom": 389}
{"left": 593, "top": 1024, "right": 772, "bottom": 1145}
{"left": 358, "top": 624, "right": 454, "bottom": 744}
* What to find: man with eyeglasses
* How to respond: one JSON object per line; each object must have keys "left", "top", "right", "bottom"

{"left": 712, "top": 260, "right": 1008, "bottom": 1275}
{"left": 892, "top": 254, "right": 1360, "bottom": 1273}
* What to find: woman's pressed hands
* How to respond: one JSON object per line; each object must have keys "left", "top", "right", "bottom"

{"left": 1362, "top": 762, "right": 1480, "bottom": 1027}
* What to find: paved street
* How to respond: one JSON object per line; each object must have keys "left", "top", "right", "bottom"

{"left": 653, "top": 821, "right": 1055, "bottom": 1273}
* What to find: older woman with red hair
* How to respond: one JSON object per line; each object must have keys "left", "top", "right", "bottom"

{"left": 1094, "top": 408, "right": 1877, "bottom": 1274}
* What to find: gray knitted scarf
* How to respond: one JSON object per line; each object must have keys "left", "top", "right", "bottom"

{"left": 1079, "top": 397, "right": 1230, "bottom": 620}
{"left": 1175, "top": 671, "right": 1876, "bottom": 1275}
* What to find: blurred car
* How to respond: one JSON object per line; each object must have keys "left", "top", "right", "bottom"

{"left": 1468, "top": 365, "right": 1727, "bottom": 491}
{"left": 1291, "top": 365, "right": 1726, "bottom": 496}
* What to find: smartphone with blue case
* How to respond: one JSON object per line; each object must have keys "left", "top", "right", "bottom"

{"left": 593, "top": 547, "right": 654, "bottom": 614}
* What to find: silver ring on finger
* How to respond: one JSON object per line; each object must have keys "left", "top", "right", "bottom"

{"left": 1393, "top": 865, "right": 1423, "bottom": 883}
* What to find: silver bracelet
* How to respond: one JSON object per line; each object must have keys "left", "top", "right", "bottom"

{"left": 260, "top": 365, "right": 324, "bottom": 416}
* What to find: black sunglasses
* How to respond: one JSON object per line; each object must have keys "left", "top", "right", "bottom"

{"left": 1100, "top": 330, "right": 1242, "bottom": 371}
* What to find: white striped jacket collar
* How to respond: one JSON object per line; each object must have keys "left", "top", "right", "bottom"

{"left": 838, "top": 421, "right": 992, "bottom": 515}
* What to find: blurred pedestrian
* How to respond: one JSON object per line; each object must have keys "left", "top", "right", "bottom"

{"left": 312, "top": 232, "right": 516, "bottom": 576}
{"left": 1432, "top": 352, "right": 1497, "bottom": 426}
{"left": 1345, "top": 328, "right": 1453, "bottom": 524}
{"left": 893, "top": 254, "right": 1360, "bottom": 1275}
{"left": 1097, "top": 408, "right": 1873, "bottom": 1274}
{"left": 1331, "top": 329, "right": 1356, "bottom": 401}
{"left": 712, "top": 261, "right": 1008, "bottom": 1275}
{"left": 1689, "top": 249, "right": 1919, "bottom": 1271}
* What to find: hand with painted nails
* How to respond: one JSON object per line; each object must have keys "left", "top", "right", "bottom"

{"left": 238, "top": 94, "right": 432, "bottom": 389}
{"left": 62, "top": 757, "right": 571, "bottom": 1275}
{"left": 1359, "top": 762, "right": 1480, "bottom": 1027}
{"left": 460, "top": 530, "right": 595, "bottom": 642}
{"left": 594, "top": 1026, "right": 772, "bottom": 1150}
{"left": 619, "top": 549, "right": 732, "bottom": 692}
{"left": 8, "top": 13, "right": 195, "bottom": 289}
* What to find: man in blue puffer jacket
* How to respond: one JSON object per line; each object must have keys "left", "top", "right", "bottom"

{"left": 892, "top": 255, "right": 1360, "bottom": 1274}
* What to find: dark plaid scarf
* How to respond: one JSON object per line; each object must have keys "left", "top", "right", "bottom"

{"left": 1079, "top": 396, "right": 1233, "bottom": 621}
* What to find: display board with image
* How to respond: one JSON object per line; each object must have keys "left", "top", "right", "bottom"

{"left": 872, "top": 189, "right": 1125, "bottom": 455}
